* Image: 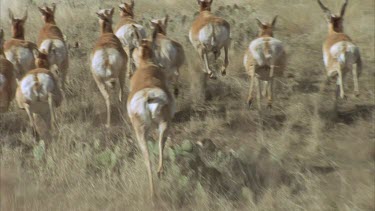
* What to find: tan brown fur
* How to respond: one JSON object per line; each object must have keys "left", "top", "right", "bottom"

{"left": 244, "top": 17, "right": 286, "bottom": 109}
{"left": 190, "top": 11, "right": 230, "bottom": 41}
{"left": 0, "top": 58, "right": 17, "bottom": 112}
{"left": 317, "top": 0, "right": 362, "bottom": 98}
{"left": 91, "top": 8, "right": 127, "bottom": 128}
{"left": 189, "top": 0, "right": 231, "bottom": 78}
{"left": 127, "top": 37, "right": 173, "bottom": 198}
{"left": 5, "top": 9, "right": 37, "bottom": 78}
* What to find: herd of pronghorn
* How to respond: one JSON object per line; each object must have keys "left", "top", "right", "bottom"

{"left": 0, "top": 0, "right": 363, "bottom": 198}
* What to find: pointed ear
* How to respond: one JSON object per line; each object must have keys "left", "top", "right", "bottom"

{"left": 130, "top": 0, "right": 135, "bottom": 8}
{"left": 150, "top": 19, "right": 158, "bottom": 26}
{"left": 51, "top": 3, "right": 56, "bottom": 13}
{"left": 164, "top": 15, "right": 169, "bottom": 25}
{"left": 317, "top": 0, "right": 332, "bottom": 21}
{"left": 96, "top": 12, "right": 105, "bottom": 20}
{"left": 8, "top": 9, "right": 14, "bottom": 22}
{"left": 272, "top": 15, "right": 278, "bottom": 27}
{"left": 22, "top": 9, "right": 28, "bottom": 22}
{"left": 340, "top": 0, "right": 348, "bottom": 17}
{"left": 209, "top": 0, "right": 213, "bottom": 4}
{"left": 110, "top": 7, "right": 115, "bottom": 17}
{"left": 256, "top": 18, "right": 263, "bottom": 28}
{"left": 38, "top": 7, "right": 46, "bottom": 15}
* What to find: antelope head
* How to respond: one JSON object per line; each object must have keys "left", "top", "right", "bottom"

{"left": 150, "top": 15, "right": 169, "bottom": 36}
{"left": 317, "top": 0, "right": 348, "bottom": 33}
{"left": 38, "top": 3, "right": 56, "bottom": 24}
{"left": 256, "top": 16, "right": 278, "bottom": 37}
{"left": 8, "top": 9, "right": 28, "bottom": 39}
{"left": 198, "top": 0, "right": 213, "bottom": 12}
{"left": 119, "top": 0, "right": 134, "bottom": 18}
{"left": 96, "top": 8, "right": 115, "bottom": 34}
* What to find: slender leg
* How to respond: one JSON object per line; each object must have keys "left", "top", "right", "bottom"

{"left": 157, "top": 121, "right": 169, "bottom": 178}
{"left": 132, "top": 118, "right": 154, "bottom": 198}
{"left": 119, "top": 62, "right": 126, "bottom": 103}
{"left": 352, "top": 63, "right": 359, "bottom": 97}
{"left": 247, "top": 73, "right": 255, "bottom": 107}
{"left": 24, "top": 104, "right": 38, "bottom": 138}
{"left": 262, "top": 81, "right": 268, "bottom": 97}
{"left": 48, "top": 93, "right": 56, "bottom": 130}
{"left": 337, "top": 66, "right": 345, "bottom": 99}
{"left": 222, "top": 44, "right": 229, "bottom": 76}
{"left": 200, "top": 48, "right": 215, "bottom": 79}
{"left": 94, "top": 77, "right": 111, "bottom": 127}
{"left": 256, "top": 78, "right": 262, "bottom": 111}
{"left": 267, "top": 65, "right": 275, "bottom": 108}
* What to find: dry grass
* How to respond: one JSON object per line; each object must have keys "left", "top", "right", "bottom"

{"left": 1, "top": 0, "right": 374, "bottom": 210}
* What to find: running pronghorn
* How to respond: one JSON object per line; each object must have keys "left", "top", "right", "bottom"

{"left": 189, "top": 0, "right": 230, "bottom": 79}
{"left": 243, "top": 16, "right": 286, "bottom": 109}
{"left": 127, "top": 31, "right": 175, "bottom": 198}
{"left": 4, "top": 9, "right": 37, "bottom": 79}
{"left": 16, "top": 49, "right": 62, "bottom": 141}
{"left": 37, "top": 3, "right": 69, "bottom": 91}
{"left": 91, "top": 8, "right": 128, "bottom": 128}
{"left": 133, "top": 15, "right": 185, "bottom": 97}
{"left": 115, "top": 0, "right": 146, "bottom": 76}
{"left": 0, "top": 29, "right": 17, "bottom": 112}
{"left": 317, "top": 0, "right": 362, "bottom": 99}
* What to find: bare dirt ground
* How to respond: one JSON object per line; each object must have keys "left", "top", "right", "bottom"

{"left": 1, "top": 0, "right": 374, "bottom": 210}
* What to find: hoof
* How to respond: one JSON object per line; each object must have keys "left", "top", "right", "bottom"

{"left": 267, "top": 103, "right": 272, "bottom": 109}
{"left": 247, "top": 99, "right": 253, "bottom": 108}
{"left": 157, "top": 170, "right": 164, "bottom": 179}
{"left": 221, "top": 67, "right": 227, "bottom": 76}
{"left": 174, "top": 88, "right": 179, "bottom": 98}
{"left": 354, "top": 92, "right": 360, "bottom": 98}
{"left": 209, "top": 72, "right": 217, "bottom": 80}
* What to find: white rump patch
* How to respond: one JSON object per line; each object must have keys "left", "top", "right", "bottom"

{"left": 249, "top": 37, "right": 284, "bottom": 66}
{"left": 20, "top": 73, "right": 55, "bottom": 102}
{"left": 91, "top": 48, "right": 124, "bottom": 78}
{"left": 198, "top": 24, "right": 230, "bottom": 50}
{"left": 0, "top": 74, "right": 6, "bottom": 89}
{"left": 40, "top": 39, "right": 68, "bottom": 68}
{"left": 128, "top": 88, "right": 174, "bottom": 123}
{"left": 115, "top": 24, "right": 146, "bottom": 49}
{"left": 330, "top": 41, "right": 359, "bottom": 66}
{"left": 5, "top": 46, "right": 35, "bottom": 75}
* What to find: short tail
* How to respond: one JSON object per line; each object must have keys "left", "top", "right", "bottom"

{"left": 0, "top": 74, "right": 6, "bottom": 89}
{"left": 263, "top": 41, "right": 272, "bottom": 61}
{"left": 132, "top": 24, "right": 142, "bottom": 48}
{"left": 146, "top": 91, "right": 168, "bottom": 119}
{"left": 208, "top": 24, "right": 216, "bottom": 47}
{"left": 32, "top": 73, "right": 42, "bottom": 101}
{"left": 337, "top": 43, "right": 348, "bottom": 65}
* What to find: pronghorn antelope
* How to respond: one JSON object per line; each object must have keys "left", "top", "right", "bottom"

{"left": 4, "top": 9, "right": 37, "bottom": 79}
{"left": 16, "top": 49, "right": 62, "bottom": 141}
{"left": 317, "top": 0, "right": 362, "bottom": 99}
{"left": 127, "top": 32, "right": 175, "bottom": 197}
{"left": 189, "top": 0, "right": 230, "bottom": 79}
{"left": 0, "top": 29, "right": 17, "bottom": 112}
{"left": 91, "top": 8, "right": 128, "bottom": 128}
{"left": 115, "top": 0, "right": 146, "bottom": 76}
{"left": 37, "top": 3, "right": 69, "bottom": 91}
{"left": 133, "top": 15, "right": 185, "bottom": 97}
{"left": 243, "top": 16, "right": 286, "bottom": 109}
